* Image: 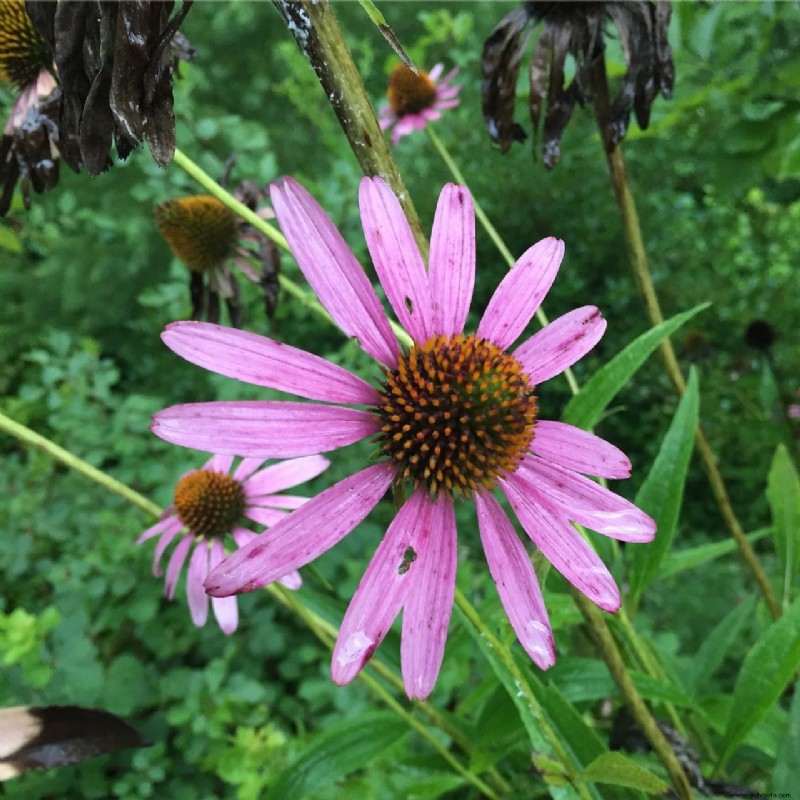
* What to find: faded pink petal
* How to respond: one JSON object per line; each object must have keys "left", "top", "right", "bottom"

{"left": 475, "top": 492, "right": 555, "bottom": 669}
{"left": 401, "top": 497, "right": 457, "bottom": 700}
{"left": 137, "top": 512, "right": 179, "bottom": 546}
{"left": 517, "top": 457, "right": 656, "bottom": 542}
{"left": 243, "top": 454, "right": 330, "bottom": 497}
{"left": 152, "top": 518, "right": 183, "bottom": 576}
{"left": 278, "top": 570, "right": 303, "bottom": 590}
{"left": 186, "top": 542, "right": 210, "bottom": 626}
{"left": 515, "top": 306, "right": 606, "bottom": 385}
{"left": 501, "top": 474, "right": 621, "bottom": 612}
{"left": 532, "top": 420, "right": 632, "bottom": 479}
{"left": 332, "top": 490, "right": 433, "bottom": 687}
{"left": 244, "top": 507, "right": 287, "bottom": 527}
{"left": 270, "top": 178, "right": 399, "bottom": 367}
{"left": 429, "top": 184, "right": 475, "bottom": 336}
{"left": 208, "top": 454, "right": 234, "bottom": 473}
{"left": 231, "top": 526, "right": 258, "bottom": 549}
{"left": 359, "top": 177, "right": 433, "bottom": 344}
{"left": 152, "top": 401, "right": 378, "bottom": 458}
{"left": 165, "top": 535, "right": 193, "bottom": 600}
{"left": 209, "top": 539, "right": 238, "bottom": 634}
{"left": 162, "top": 321, "right": 377, "bottom": 405}
{"left": 477, "top": 238, "right": 565, "bottom": 349}
{"left": 206, "top": 464, "right": 394, "bottom": 596}
{"left": 233, "top": 457, "right": 265, "bottom": 482}
{"left": 259, "top": 494, "right": 306, "bottom": 510}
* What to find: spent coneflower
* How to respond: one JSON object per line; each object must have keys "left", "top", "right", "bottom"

{"left": 24, "top": 0, "right": 194, "bottom": 176}
{"left": 379, "top": 63, "right": 461, "bottom": 144}
{"left": 152, "top": 177, "right": 655, "bottom": 699}
{"left": 154, "top": 186, "right": 280, "bottom": 327}
{"left": 0, "top": 0, "right": 61, "bottom": 214}
{"left": 137, "top": 454, "right": 330, "bottom": 634}
{"left": 482, "top": 1, "right": 674, "bottom": 167}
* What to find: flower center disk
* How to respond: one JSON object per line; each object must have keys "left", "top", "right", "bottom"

{"left": 387, "top": 64, "right": 437, "bottom": 116}
{"left": 375, "top": 334, "right": 537, "bottom": 497}
{"left": 0, "top": 1, "right": 50, "bottom": 89}
{"left": 154, "top": 195, "right": 239, "bottom": 273}
{"left": 173, "top": 469, "right": 246, "bottom": 539}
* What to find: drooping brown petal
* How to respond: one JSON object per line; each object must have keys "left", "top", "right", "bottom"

{"left": 528, "top": 25, "right": 550, "bottom": 154}
{"left": 260, "top": 237, "right": 281, "bottom": 318}
{"left": 481, "top": 5, "right": 532, "bottom": 153}
{"left": 0, "top": 705, "right": 148, "bottom": 779}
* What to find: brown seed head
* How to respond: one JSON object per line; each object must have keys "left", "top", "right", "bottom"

{"left": 375, "top": 334, "right": 537, "bottom": 498}
{"left": 173, "top": 469, "right": 246, "bottom": 539}
{"left": 387, "top": 64, "right": 437, "bottom": 117}
{"left": 155, "top": 195, "right": 239, "bottom": 273}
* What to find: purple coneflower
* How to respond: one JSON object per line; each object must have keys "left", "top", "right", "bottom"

{"left": 137, "top": 454, "right": 329, "bottom": 634}
{"left": 153, "top": 177, "right": 655, "bottom": 698}
{"left": 379, "top": 63, "right": 460, "bottom": 144}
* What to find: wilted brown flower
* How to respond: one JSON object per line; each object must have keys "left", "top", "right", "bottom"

{"left": 482, "top": 1, "right": 674, "bottom": 168}
{"left": 0, "top": 0, "right": 62, "bottom": 214}
{"left": 155, "top": 183, "right": 280, "bottom": 327}
{"left": 24, "top": 0, "right": 194, "bottom": 177}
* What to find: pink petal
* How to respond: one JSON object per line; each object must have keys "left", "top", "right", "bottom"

{"left": 515, "top": 306, "right": 606, "bottom": 385}
{"left": 501, "top": 474, "right": 621, "bottom": 612}
{"left": 206, "top": 464, "right": 394, "bottom": 595}
{"left": 278, "top": 570, "right": 302, "bottom": 590}
{"left": 401, "top": 497, "right": 457, "bottom": 700}
{"left": 532, "top": 420, "right": 632, "bottom": 479}
{"left": 259, "top": 494, "right": 306, "bottom": 510}
{"left": 429, "top": 184, "right": 475, "bottom": 336}
{"left": 187, "top": 542, "right": 210, "bottom": 626}
{"left": 475, "top": 492, "right": 555, "bottom": 669}
{"left": 233, "top": 457, "right": 266, "bottom": 482}
{"left": 429, "top": 63, "right": 444, "bottom": 81}
{"left": 231, "top": 526, "right": 257, "bottom": 548}
{"left": 359, "top": 177, "right": 433, "bottom": 344}
{"left": 165, "top": 535, "right": 193, "bottom": 600}
{"left": 137, "top": 512, "right": 179, "bottom": 545}
{"left": 270, "top": 178, "right": 399, "bottom": 367}
{"left": 476, "top": 238, "right": 565, "bottom": 349}
{"left": 517, "top": 457, "right": 656, "bottom": 543}
{"left": 209, "top": 539, "right": 238, "bottom": 634}
{"left": 152, "top": 401, "right": 378, "bottom": 458}
{"left": 162, "top": 321, "right": 378, "bottom": 405}
{"left": 208, "top": 454, "right": 234, "bottom": 473}
{"left": 243, "top": 455, "right": 330, "bottom": 496}
{"left": 244, "top": 507, "right": 287, "bottom": 527}
{"left": 151, "top": 519, "right": 184, "bottom": 577}
{"left": 332, "top": 490, "right": 433, "bottom": 687}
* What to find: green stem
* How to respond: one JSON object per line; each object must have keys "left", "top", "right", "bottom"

{"left": 426, "top": 127, "right": 580, "bottom": 397}
{"left": 589, "top": 60, "right": 781, "bottom": 621}
{"left": 454, "top": 587, "right": 594, "bottom": 800}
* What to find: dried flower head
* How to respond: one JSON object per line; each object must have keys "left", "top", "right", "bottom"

{"left": 0, "top": 0, "right": 62, "bottom": 214}
{"left": 155, "top": 184, "right": 280, "bottom": 327}
{"left": 482, "top": 1, "right": 674, "bottom": 168}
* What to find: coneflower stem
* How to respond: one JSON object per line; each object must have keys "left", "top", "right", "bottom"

{"left": 426, "top": 126, "right": 580, "bottom": 397}
{"left": 589, "top": 59, "right": 781, "bottom": 621}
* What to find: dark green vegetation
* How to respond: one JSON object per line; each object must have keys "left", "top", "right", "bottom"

{"left": 1, "top": 3, "right": 799, "bottom": 798}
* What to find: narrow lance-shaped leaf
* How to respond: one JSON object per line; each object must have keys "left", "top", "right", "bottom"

{"left": 580, "top": 752, "right": 669, "bottom": 794}
{"left": 629, "top": 368, "right": 700, "bottom": 604}
{"left": 356, "top": 0, "right": 417, "bottom": 73}
{"left": 717, "top": 594, "right": 800, "bottom": 770}
{"left": 766, "top": 444, "right": 800, "bottom": 606}
{"left": 771, "top": 678, "right": 800, "bottom": 794}
{"left": 269, "top": 711, "right": 408, "bottom": 800}
{"left": 562, "top": 303, "right": 708, "bottom": 431}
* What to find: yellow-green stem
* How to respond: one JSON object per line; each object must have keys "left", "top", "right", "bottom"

{"left": 426, "top": 127, "right": 580, "bottom": 396}
{"left": 589, "top": 60, "right": 781, "bottom": 621}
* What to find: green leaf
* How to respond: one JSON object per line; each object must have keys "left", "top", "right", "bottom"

{"left": 629, "top": 368, "right": 700, "bottom": 603}
{"left": 658, "top": 528, "right": 771, "bottom": 579}
{"left": 356, "top": 0, "right": 417, "bottom": 72}
{"left": 772, "top": 679, "right": 800, "bottom": 793}
{"left": 562, "top": 304, "right": 708, "bottom": 431}
{"left": 717, "top": 595, "right": 800, "bottom": 769}
{"left": 766, "top": 444, "right": 800, "bottom": 602}
{"left": 269, "top": 711, "right": 408, "bottom": 800}
{"left": 580, "top": 752, "right": 669, "bottom": 794}
{"left": 686, "top": 597, "right": 755, "bottom": 696}
{"left": 0, "top": 224, "right": 22, "bottom": 254}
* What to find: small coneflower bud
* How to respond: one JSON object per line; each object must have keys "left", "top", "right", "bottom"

{"left": 155, "top": 196, "right": 239, "bottom": 274}
{"left": 0, "top": 1, "right": 49, "bottom": 90}
{"left": 173, "top": 470, "right": 246, "bottom": 540}
{"left": 387, "top": 64, "right": 438, "bottom": 117}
